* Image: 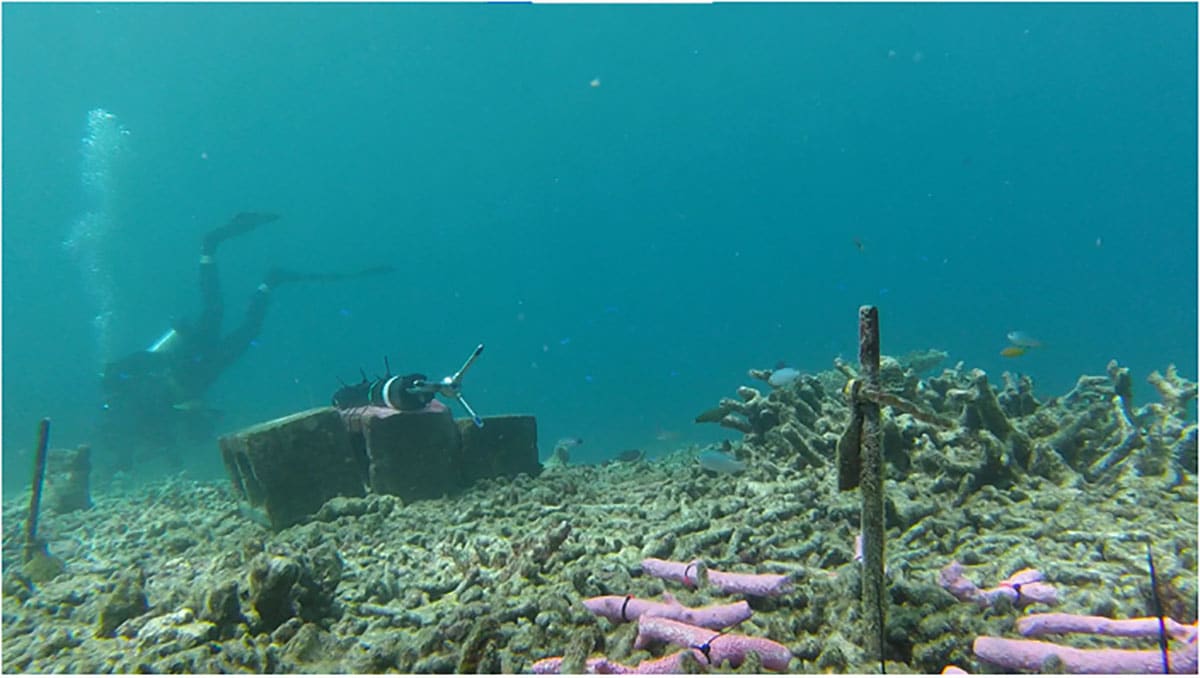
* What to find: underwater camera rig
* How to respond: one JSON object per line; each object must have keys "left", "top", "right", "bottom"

{"left": 332, "top": 344, "right": 486, "bottom": 428}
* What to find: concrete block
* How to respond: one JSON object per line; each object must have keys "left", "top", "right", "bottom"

{"left": 44, "top": 445, "right": 93, "bottom": 513}
{"left": 458, "top": 415, "right": 541, "bottom": 485}
{"left": 220, "top": 407, "right": 366, "bottom": 530}
{"left": 359, "top": 406, "right": 462, "bottom": 500}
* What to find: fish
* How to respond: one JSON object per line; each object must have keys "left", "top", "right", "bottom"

{"left": 1006, "top": 331, "right": 1042, "bottom": 348}
{"left": 615, "top": 449, "right": 645, "bottom": 463}
{"left": 768, "top": 367, "right": 801, "bottom": 388}
{"left": 551, "top": 437, "right": 583, "bottom": 463}
{"left": 554, "top": 437, "right": 583, "bottom": 449}
{"left": 697, "top": 450, "right": 747, "bottom": 474}
{"left": 694, "top": 406, "right": 728, "bottom": 424}
{"left": 230, "top": 212, "right": 280, "bottom": 229}
{"left": 1000, "top": 346, "right": 1028, "bottom": 358}
{"left": 654, "top": 429, "right": 680, "bottom": 442}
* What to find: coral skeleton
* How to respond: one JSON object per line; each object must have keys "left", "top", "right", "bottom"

{"left": 1148, "top": 364, "right": 1199, "bottom": 417}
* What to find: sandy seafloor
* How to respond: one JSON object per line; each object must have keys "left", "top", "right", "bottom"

{"left": 2, "top": 354, "right": 1196, "bottom": 674}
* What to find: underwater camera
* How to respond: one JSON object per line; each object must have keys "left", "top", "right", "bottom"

{"left": 332, "top": 344, "right": 486, "bottom": 428}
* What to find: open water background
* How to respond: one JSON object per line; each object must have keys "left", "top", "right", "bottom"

{"left": 3, "top": 3, "right": 1196, "bottom": 492}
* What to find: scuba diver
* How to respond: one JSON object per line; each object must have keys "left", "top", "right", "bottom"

{"left": 98, "top": 212, "right": 392, "bottom": 463}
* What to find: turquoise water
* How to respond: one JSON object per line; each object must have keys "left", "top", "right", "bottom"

{"left": 3, "top": 3, "right": 1196, "bottom": 491}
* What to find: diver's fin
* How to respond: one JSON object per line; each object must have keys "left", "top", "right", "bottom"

{"left": 228, "top": 212, "right": 281, "bottom": 231}
{"left": 172, "top": 399, "right": 220, "bottom": 415}
{"left": 263, "top": 268, "right": 318, "bottom": 287}
{"left": 203, "top": 212, "right": 281, "bottom": 251}
{"left": 264, "top": 264, "right": 396, "bottom": 288}
{"left": 351, "top": 265, "right": 396, "bottom": 278}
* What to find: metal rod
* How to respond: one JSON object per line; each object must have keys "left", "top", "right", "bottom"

{"left": 858, "top": 306, "right": 886, "bottom": 670}
{"left": 23, "top": 418, "right": 51, "bottom": 561}
{"left": 1146, "top": 541, "right": 1170, "bottom": 674}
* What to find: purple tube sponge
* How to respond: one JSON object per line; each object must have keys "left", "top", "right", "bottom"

{"left": 974, "top": 612, "right": 1200, "bottom": 674}
{"left": 634, "top": 615, "right": 793, "bottom": 671}
{"left": 973, "top": 635, "right": 1199, "bottom": 674}
{"left": 937, "top": 560, "right": 979, "bottom": 601}
{"left": 938, "top": 560, "right": 1058, "bottom": 609}
{"left": 641, "top": 558, "right": 792, "bottom": 597}
{"left": 531, "top": 650, "right": 694, "bottom": 675}
{"left": 1017, "top": 612, "right": 1198, "bottom": 642}
{"left": 582, "top": 593, "right": 752, "bottom": 629}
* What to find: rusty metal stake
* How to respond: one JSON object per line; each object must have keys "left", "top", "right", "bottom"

{"left": 23, "top": 419, "right": 51, "bottom": 560}
{"left": 839, "top": 307, "right": 887, "bottom": 670}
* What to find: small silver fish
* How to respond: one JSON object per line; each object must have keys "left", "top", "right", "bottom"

{"left": 768, "top": 367, "right": 801, "bottom": 388}
{"left": 1006, "top": 331, "right": 1042, "bottom": 349}
{"left": 697, "top": 450, "right": 746, "bottom": 474}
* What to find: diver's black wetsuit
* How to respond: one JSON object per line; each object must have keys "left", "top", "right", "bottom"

{"left": 98, "top": 213, "right": 285, "bottom": 455}
{"left": 179, "top": 213, "right": 283, "bottom": 396}
{"left": 98, "top": 213, "right": 391, "bottom": 462}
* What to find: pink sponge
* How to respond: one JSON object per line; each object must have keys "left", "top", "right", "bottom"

{"left": 582, "top": 593, "right": 752, "bottom": 629}
{"left": 641, "top": 558, "right": 792, "bottom": 597}
{"left": 973, "top": 635, "right": 1198, "bottom": 674}
{"left": 531, "top": 650, "right": 695, "bottom": 675}
{"left": 634, "top": 615, "right": 793, "bottom": 671}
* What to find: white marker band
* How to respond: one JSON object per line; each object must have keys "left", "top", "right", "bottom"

{"left": 382, "top": 375, "right": 403, "bottom": 409}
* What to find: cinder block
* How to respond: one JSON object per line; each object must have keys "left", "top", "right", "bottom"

{"left": 44, "top": 445, "right": 93, "bottom": 513}
{"left": 220, "top": 407, "right": 366, "bottom": 530}
{"left": 360, "top": 406, "right": 462, "bottom": 500}
{"left": 220, "top": 405, "right": 542, "bottom": 529}
{"left": 458, "top": 415, "right": 541, "bottom": 486}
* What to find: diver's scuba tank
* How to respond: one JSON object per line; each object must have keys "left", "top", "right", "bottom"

{"left": 147, "top": 328, "right": 181, "bottom": 353}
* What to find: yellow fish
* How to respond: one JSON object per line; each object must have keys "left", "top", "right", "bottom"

{"left": 1000, "top": 346, "right": 1028, "bottom": 358}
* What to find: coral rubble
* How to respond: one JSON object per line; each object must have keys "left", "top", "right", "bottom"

{"left": 2, "top": 356, "right": 1196, "bottom": 673}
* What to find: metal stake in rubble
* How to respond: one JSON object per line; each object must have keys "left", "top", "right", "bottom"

{"left": 837, "top": 306, "right": 887, "bottom": 670}
{"left": 836, "top": 307, "right": 959, "bottom": 670}
{"left": 23, "top": 418, "right": 65, "bottom": 581}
